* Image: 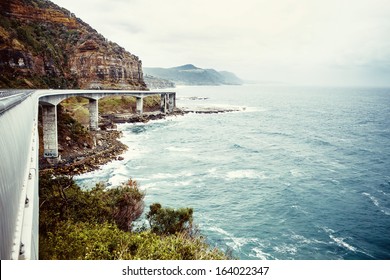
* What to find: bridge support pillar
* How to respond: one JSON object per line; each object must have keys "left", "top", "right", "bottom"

{"left": 168, "top": 93, "right": 176, "bottom": 112}
{"left": 136, "top": 96, "right": 143, "bottom": 114}
{"left": 42, "top": 104, "right": 58, "bottom": 159}
{"left": 161, "top": 93, "right": 168, "bottom": 113}
{"left": 88, "top": 99, "right": 98, "bottom": 131}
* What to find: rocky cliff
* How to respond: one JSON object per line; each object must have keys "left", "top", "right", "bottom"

{"left": 0, "top": 0, "right": 147, "bottom": 89}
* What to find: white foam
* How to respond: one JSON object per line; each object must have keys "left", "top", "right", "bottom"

{"left": 165, "top": 146, "right": 192, "bottom": 152}
{"left": 140, "top": 182, "right": 159, "bottom": 190}
{"left": 226, "top": 170, "right": 267, "bottom": 180}
{"left": 251, "top": 247, "right": 275, "bottom": 260}
{"left": 291, "top": 233, "right": 327, "bottom": 245}
{"left": 150, "top": 171, "right": 194, "bottom": 180}
{"left": 322, "top": 227, "right": 357, "bottom": 252}
{"left": 329, "top": 234, "right": 357, "bottom": 252}
{"left": 107, "top": 174, "right": 130, "bottom": 188}
{"left": 172, "top": 180, "right": 194, "bottom": 187}
{"left": 273, "top": 244, "right": 297, "bottom": 255}
{"left": 362, "top": 192, "right": 390, "bottom": 215}
{"left": 381, "top": 208, "right": 390, "bottom": 216}
{"left": 208, "top": 226, "right": 231, "bottom": 237}
{"left": 363, "top": 192, "right": 380, "bottom": 207}
{"left": 289, "top": 169, "right": 303, "bottom": 177}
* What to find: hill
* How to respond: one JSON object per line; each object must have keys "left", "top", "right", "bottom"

{"left": 143, "top": 64, "right": 242, "bottom": 86}
{"left": 0, "top": 0, "right": 146, "bottom": 89}
{"left": 143, "top": 74, "right": 175, "bottom": 89}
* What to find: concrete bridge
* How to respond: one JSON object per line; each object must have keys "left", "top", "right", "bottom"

{"left": 0, "top": 89, "right": 176, "bottom": 260}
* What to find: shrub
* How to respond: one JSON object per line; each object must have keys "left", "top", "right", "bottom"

{"left": 146, "top": 203, "right": 193, "bottom": 235}
{"left": 40, "top": 220, "right": 227, "bottom": 260}
{"left": 39, "top": 174, "right": 145, "bottom": 235}
{"left": 39, "top": 175, "right": 228, "bottom": 260}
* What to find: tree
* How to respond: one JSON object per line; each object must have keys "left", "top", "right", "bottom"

{"left": 146, "top": 203, "right": 193, "bottom": 235}
{"left": 106, "top": 179, "right": 145, "bottom": 231}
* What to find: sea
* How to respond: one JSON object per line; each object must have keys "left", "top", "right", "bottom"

{"left": 75, "top": 84, "right": 390, "bottom": 260}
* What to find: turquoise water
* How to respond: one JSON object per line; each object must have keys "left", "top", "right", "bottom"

{"left": 76, "top": 85, "right": 390, "bottom": 259}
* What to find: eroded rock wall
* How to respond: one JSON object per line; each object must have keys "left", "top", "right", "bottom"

{"left": 0, "top": 0, "right": 146, "bottom": 89}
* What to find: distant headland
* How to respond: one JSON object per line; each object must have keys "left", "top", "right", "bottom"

{"left": 144, "top": 64, "right": 243, "bottom": 87}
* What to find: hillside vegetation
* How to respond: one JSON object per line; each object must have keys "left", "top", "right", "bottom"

{"left": 39, "top": 174, "right": 229, "bottom": 260}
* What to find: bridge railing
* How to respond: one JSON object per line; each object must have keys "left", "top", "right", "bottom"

{"left": 0, "top": 91, "right": 33, "bottom": 115}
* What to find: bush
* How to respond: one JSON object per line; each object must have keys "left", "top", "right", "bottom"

{"left": 39, "top": 174, "right": 145, "bottom": 235}
{"left": 146, "top": 203, "right": 193, "bottom": 235}
{"left": 106, "top": 179, "right": 145, "bottom": 231}
{"left": 39, "top": 175, "right": 229, "bottom": 260}
{"left": 40, "top": 220, "right": 227, "bottom": 260}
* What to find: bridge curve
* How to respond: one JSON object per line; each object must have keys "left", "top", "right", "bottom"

{"left": 0, "top": 89, "right": 176, "bottom": 259}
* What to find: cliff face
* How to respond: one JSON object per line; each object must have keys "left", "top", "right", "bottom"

{"left": 0, "top": 0, "right": 147, "bottom": 89}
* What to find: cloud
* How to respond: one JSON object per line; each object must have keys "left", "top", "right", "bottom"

{"left": 51, "top": 0, "right": 390, "bottom": 86}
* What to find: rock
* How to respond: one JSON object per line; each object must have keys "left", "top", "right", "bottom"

{"left": 65, "top": 136, "right": 71, "bottom": 141}
{"left": 117, "top": 156, "right": 124, "bottom": 161}
{"left": 0, "top": 0, "right": 147, "bottom": 90}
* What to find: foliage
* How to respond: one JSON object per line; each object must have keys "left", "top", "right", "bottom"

{"left": 39, "top": 175, "right": 228, "bottom": 260}
{"left": 98, "top": 96, "right": 136, "bottom": 114}
{"left": 147, "top": 203, "right": 194, "bottom": 235}
{"left": 40, "top": 220, "right": 227, "bottom": 260}
{"left": 39, "top": 173, "right": 145, "bottom": 235}
{"left": 106, "top": 179, "right": 145, "bottom": 231}
{"left": 143, "top": 95, "right": 161, "bottom": 112}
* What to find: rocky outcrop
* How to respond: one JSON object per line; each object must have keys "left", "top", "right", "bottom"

{"left": 0, "top": 0, "right": 146, "bottom": 89}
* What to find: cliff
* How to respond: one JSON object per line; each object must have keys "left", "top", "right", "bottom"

{"left": 143, "top": 64, "right": 242, "bottom": 86}
{"left": 0, "top": 0, "right": 147, "bottom": 89}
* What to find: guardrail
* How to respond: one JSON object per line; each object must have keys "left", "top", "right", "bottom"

{"left": 0, "top": 91, "right": 32, "bottom": 115}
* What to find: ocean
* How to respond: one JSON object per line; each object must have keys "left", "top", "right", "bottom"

{"left": 75, "top": 84, "right": 390, "bottom": 260}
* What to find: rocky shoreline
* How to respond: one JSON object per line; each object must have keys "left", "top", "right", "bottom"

{"left": 39, "top": 107, "right": 240, "bottom": 176}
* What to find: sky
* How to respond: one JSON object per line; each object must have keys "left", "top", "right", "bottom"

{"left": 50, "top": 0, "right": 390, "bottom": 86}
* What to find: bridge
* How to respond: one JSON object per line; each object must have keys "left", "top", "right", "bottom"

{"left": 0, "top": 89, "right": 176, "bottom": 260}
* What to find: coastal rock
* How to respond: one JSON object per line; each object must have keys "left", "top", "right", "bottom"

{"left": 0, "top": 0, "right": 147, "bottom": 90}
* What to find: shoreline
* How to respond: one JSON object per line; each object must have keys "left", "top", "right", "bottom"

{"left": 39, "top": 107, "right": 240, "bottom": 176}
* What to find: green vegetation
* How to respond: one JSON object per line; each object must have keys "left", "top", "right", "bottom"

{"left": 98, "top": 96, "right": 137, "bottom": 114}
{"left": 98, "top": 95, "right": 161, "bottom": 114}
{"left": 39, "top": 174, "right": 228, "bottom": 260}
{"left": 147, "top": 203, "right": 194, "bottom": 235}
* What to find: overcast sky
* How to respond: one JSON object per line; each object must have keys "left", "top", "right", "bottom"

{"left": 51, "top": 0, "right": 390, "bottom": 86}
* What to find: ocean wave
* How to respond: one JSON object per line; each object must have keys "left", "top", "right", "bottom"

{"left": 226, "top": 170, "right": 267, "bottom": 180}
{"left": 322, "top": 227, "right": 357, "bottom": 252}
{"left": 289, "top": 169, "right": 303, "bottom": 177}
{"left": 150, "top": 171, "right": 194, "bottom": 180}
{"left": 273, "top": 244, "right": 297, "bottom": 255}
{"left": 290, "top": 205, "right": 309, "bottom": 214}
{"left": 290, "top": 233, "right": 327, "bottom": 245}
{"left": 330, "top": 235, "right": 357, "bottom": 252}
{"left": 362, "top": 192, "right": 390, "bottom": 215}
{"left": 251, "top": 247, "right": 275, "bottom": 260}
{"left": 165, "top": 146, "right": 192, "bottom": 152}
{"left": 172, "top": 180, "right": 194, "bottom": 187}
{"left": 207, "top": 226, "right": 260, "bottom": 253}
